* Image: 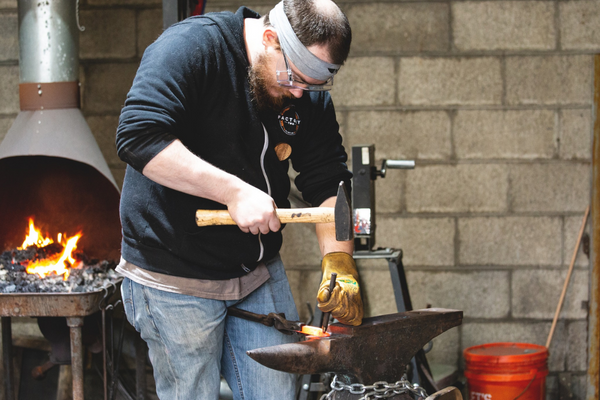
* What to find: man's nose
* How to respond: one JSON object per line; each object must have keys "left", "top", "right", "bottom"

{"left": 288, "top": 88, "right": 304, "bottom": 98}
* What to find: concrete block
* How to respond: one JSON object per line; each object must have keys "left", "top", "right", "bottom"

{"left": 377, "top": 216, "right": 455, "bottom": 267}
{"left": 564, "top": 214, "right": 590, "bottom": 268}
{"left": 0, "top": 13, "right": 18, "bottom": 62}
{"left": 512, "top": 269, "right": 588, "bottom": 319}
{"left": 461, "top": 321, "right": 566, "bottom": 372}
{"left": 358, "top": 269, "right": 398, "bottom": 317}
{"left": 426, "top": 326, "right": 460, "bottom": 367}
{"left": 560, "top": 1, "right": 600, "bottom": 50}
{"left": 399, "top": 57, "right": 502, "bottom": 106}
{"left": 560, "top": 109, "right": 592, "bottom": 160}
{"left": 374, "top": 168, "right": 405, "bottom": 214}
{"left": 281, "top": 223, "right": 322, "bottom": 267}
{"left": 345, "top": 111, "right": 452, "bottom": 160}
{"left": 137, "top": 9, "right": 164, "bottom": 57}
{"left": 568, "top": 374, "right": 590, "bottom": 400}
{"left": 80, "top": 9, "right": 136, "bottom": 59}
{"left": 546, "top": 375, "right": 559, "bottom": 399}
{"left": 545, "top": 320, "right": 571, "bottom": 371}
{"left": 86, "top": 115, "right": 124, "bottom": 168}
{"left": 406, "top": 164, "right": 508, "bottom": 213}
{"left": 407, "top": 270, "right": 510, "bottom": 318}
{"left": 345, "top": 2, "right": 449, "bottom": 54}
{"left": 547, "top": 374, "right": 588, "bottom": 400}
{"left": 0, "top": 0, "right": 16, "bottom": 8}
{"left": 459, "top": 217, "right": 562, "bottom": 266}
{"left": 82, "top": 63, "right": 139, "bottom": 114}
{"left": 0, "top": 116, "right": 15, "bottom": 143}
{"left": 331, "top": 57, "right": 395, "bottom": 107}
{"left": 453, "top": 1, "right": 555, "bottom": 51}
{"left": 510, "top": 163, "right": 590, "bottom": 212}
{"left": 506, "top": 55, "right": 593, "bottom": 105}
{"left": 566, "top": 320, "right": 588, "bottom": 371}
{"left": 454, "top": 110, "right": 557, "bottom": 160}
{"left": 0, "top": 65, "right": 19, "bottom": 114}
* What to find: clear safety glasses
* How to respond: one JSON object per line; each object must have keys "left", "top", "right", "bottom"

{"left": 275, "top": 49, "right": 334, "bottom": 92}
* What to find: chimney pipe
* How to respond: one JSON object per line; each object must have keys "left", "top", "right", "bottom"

{"left": 19, "top": 0, "right": 79, "bottom": 83}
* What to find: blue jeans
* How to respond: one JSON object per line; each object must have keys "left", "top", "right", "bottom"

{"left": 121, "top": 256, "right": 299, "bottom": 400}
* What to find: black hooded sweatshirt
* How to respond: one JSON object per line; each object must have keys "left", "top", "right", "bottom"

{"left": 116, "top": 7, "right": 352, "bottom": 280}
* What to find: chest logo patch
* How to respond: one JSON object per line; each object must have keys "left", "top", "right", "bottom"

{"left": 278, "top": 105, "right": 301, "bottom": 136}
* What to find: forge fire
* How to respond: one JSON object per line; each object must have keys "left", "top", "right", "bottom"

{"left": 0, "top": 218, "right": 120, "bottom": 293}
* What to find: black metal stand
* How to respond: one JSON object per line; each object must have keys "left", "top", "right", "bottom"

{"left": 297, "top": 248, "right": 437, "bottom": 400}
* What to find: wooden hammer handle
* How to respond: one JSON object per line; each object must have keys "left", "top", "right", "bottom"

{"left": 195, "top": 207, "right": 335, "bottom": 226}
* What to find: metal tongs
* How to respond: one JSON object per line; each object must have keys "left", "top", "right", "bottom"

{"left": 227, "top": 272, "right": 339, "bottom": 337}
{"left": 227, "top": 307, "right": 304, "bottom": 334}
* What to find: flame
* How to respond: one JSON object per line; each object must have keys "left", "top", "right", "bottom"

{"left": 19, "top": 218, "right": 54, "bottom": 249}
{"left": 300, "top": 325, "right": 330, "bottom": 337}
{"left": 19, "top": 219, "right": 83, "bottom": 280}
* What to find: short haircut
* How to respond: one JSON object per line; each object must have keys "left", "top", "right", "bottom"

{"left": 264, "top": 0, "right": 352, "bottom": 65}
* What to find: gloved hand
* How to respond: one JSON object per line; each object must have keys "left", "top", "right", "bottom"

{"left": 317, "top": 252, "right": 363, "bottom": 326}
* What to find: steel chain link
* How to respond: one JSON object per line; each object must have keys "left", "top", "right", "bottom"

{"left": 319, "top": 374, "right": 428, "bottom": 400}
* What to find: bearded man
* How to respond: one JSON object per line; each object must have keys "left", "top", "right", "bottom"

{"left": 115, "top": 0, "right": 363, "bottom": 398}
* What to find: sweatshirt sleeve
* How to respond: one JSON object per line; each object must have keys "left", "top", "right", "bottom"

{"left": 115, "top": 23, "right": 211, "bottom": 172}
{"left": 291, "top": 94, "right": 352, "bottom": 207}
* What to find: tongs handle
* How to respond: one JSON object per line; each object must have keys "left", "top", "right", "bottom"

{"left": 226, "top": 307, "right": 303, "bottom": 334}
{"left": 227, "top": 307, "right": 275, "bottom": 327}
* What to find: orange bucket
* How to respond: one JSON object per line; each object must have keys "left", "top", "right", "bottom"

{"left": 464, "top": 342, "right": 548, "bottom": 400}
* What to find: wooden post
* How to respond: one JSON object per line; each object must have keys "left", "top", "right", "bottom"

{"left": 587, "top": 54, "right": 600, "bottom": 400}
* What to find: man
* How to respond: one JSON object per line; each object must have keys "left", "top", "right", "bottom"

{"left": 115, "top": 0, "right": 363, "bottom": 398}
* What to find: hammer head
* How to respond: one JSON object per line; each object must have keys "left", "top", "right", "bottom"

{"left": 334, "top": 181, "right": 353, "bottom": 241}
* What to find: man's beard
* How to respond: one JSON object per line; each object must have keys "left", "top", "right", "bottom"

{"left": 248, "top": 53, "right": 294, "bottom": 112}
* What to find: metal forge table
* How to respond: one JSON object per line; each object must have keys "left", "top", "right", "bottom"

{"left": 0, "top": 285, "right": 120, "bottom": 400}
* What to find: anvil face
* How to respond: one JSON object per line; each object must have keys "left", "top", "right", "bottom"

{"left": 247, "top": 308, "right": 463, "bottom": 384}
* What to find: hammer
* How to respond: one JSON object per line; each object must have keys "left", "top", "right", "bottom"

{"left": 195, "top": 181, "right": 353, "bottom": 241}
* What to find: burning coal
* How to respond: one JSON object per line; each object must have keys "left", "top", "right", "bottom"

{"left": 0, "top": 218, "right": 120, "bottom": 293}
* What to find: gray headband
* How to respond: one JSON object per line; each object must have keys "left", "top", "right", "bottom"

{"left": 269, "top": 1, "right": 341, "bottom": 81}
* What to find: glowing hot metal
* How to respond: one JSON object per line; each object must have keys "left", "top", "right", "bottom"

{"left": 299, "top": 325, "right": 330, "bottom": 337}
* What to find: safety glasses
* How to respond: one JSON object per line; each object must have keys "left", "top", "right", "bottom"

{"left": 276, "top": 49, "right": 334, "bottom": 92}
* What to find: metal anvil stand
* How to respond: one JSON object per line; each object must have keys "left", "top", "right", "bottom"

{"left": 354, "top": 248, "right": 437, "bottom": 392}
{"left": 0, "top": 288, "right": 117, "bottom": 400}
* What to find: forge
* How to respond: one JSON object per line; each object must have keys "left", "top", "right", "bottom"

{"left": 0, "top": 0, "right": 123, "bottom": 399}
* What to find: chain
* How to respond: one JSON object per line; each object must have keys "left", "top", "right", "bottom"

{"left": 320, "top": 374, "right": 428, "bottom": 400}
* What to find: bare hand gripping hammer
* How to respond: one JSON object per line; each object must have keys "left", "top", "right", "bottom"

{"left": 195, "top": 181, "right": 353, "bottom": 241}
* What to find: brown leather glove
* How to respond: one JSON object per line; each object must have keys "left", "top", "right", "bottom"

{"left": 317, "top": 252, "right": 363, "bottom": 326}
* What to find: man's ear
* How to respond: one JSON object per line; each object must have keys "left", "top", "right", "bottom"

{"left": 262, "top": 28, "right": 279, "bottom": 48}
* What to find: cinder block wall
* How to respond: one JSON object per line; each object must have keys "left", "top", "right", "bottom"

{"left": 0, "top": 0, "right": 596, "bottom": 398}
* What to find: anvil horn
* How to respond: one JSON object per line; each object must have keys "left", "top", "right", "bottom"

{"left": 247, "top": 308, "right": 463, "bottom": 384}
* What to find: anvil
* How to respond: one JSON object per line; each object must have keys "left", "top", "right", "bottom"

{"left": 247, "top": 308, "right": 462, "bottom": 384}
